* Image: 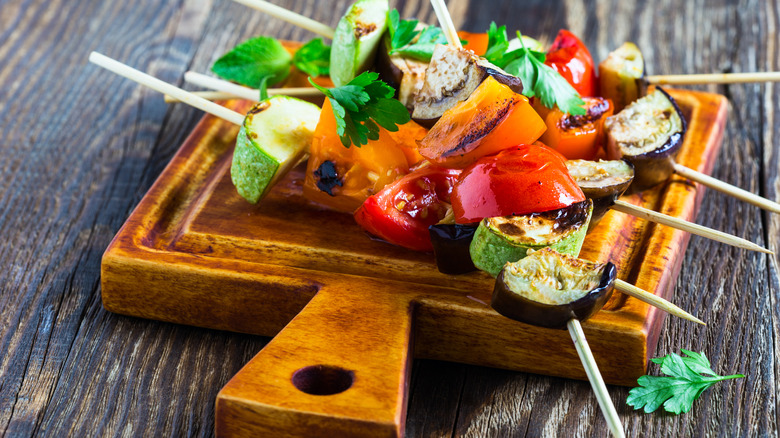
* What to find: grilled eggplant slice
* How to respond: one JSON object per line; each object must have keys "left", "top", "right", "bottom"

{"left": 231, "top": 96, "right": 320, "bottom": 203}
{"left": 329, "top": 0, "right": 388, "bottom": 87}
{"left": 566, "top": 159, "right": 635, "bottom": 227}
{"left": 411, "top": 44, "right": 523, "bottom": 126}
{"left": 429, "top": 223, "right": 478, "bottom": 274}
{"left": 376, "top": 34, "right": 428, "bottom": 110}
{"left": 598, "top": 42, "right": 646, "bottom": 112}
{"left": 604, "top": 88, "right": 686, "bottom": 191}
{"left": 470, "top": 200, "right": 593, "bottom": 277}
{"left": 491, "top": 247, "right": 617, "bottom": 329}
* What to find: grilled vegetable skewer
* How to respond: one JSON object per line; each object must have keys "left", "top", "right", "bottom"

{"left": 566, "top": 159, "right": 772, "bottom": 253}
{"left": 491, "top": 249, "right": 625, "bottom": 438}
{"left": 89, "top": 52, "right": 320, "bottom": 205}
{"left": 605, "top": 86, "right": 780, "bottom": 215}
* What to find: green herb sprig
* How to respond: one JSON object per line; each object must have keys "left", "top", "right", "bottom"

{"left": 483, "top": 23, "right": 585, "bottom": 115}
{"left": 212, "top": 36, "right": 330, "bottom": 89}
{"left": 386, "top": 9, "right": 448, "bottom": 62}
{"left": 627, "top": 350, "right": 744, "bottom": 415}
{"left": 309, "top": 72, "right": 410, "bottom": 148}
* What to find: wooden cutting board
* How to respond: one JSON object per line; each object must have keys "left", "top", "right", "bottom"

{"left": 100, "top": 89, "right": 727, "bottom": 437}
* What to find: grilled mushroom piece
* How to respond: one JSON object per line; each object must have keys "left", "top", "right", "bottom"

{"left": 566, "top": 159, "right": 635, "bottom": 227}
{"left": 491, "top": 248, "right": 617, "bottom": 329}
{"left": 598, "top": 42, "right": 647, "bottom": 112}
{"left": 604, "top": 87, "right": 686, "bottom": 192}
{"left": 411, "top": 44, "right": 523, "bottom": 126}
{"left": 470, "top": 200, "right": 593, "bottom": 277}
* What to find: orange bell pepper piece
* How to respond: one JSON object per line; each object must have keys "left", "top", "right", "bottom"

{"left": 417, "top": 76, "right": 547, "bottom": 169}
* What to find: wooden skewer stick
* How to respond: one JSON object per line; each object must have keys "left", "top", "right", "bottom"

{"left": 611, "top": 199, "right": 772, "bottom": 254}
{"left": 429, "top": 0, "right": 462, "bottom": 49}
{"left": 229, "top": 0, "right": 335, "bottom": 39}
{"left": 165, "top": 91, "right": 239, "bottom": 103}
{"left": 567, "top": 319, "right": 625, "bottom": 438}
{"left": 614, "top": 280, "right": 704, "bottom": 325}
{"left": 183, "top": 72, "right": 323, "bottom": 102}
{"left": 646, "top": 71, "right": 780, "bottom": 85}
{"left": 88, "top": 52, "right": 245, "bottom": 126}
{"left": 672, "top": 162, "right": 780, "bottom": 214}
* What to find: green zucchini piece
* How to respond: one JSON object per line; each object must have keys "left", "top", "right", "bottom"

{"left": 231, "top": 96, "right": 321, "bottom": 203}
{"left": 329, "top": 0, "right": 389, "bottom": 86}
{"left": 598, "top": 42, "right": 646, "bottom": 112}
{"left": 470, "top": 200, "right": 593, "bottom": 277}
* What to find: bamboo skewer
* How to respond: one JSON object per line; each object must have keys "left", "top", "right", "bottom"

{"left": 165, "top": 90, "right": 239, "bottom": 103}
{"left": 646, "top": 71, "right": 780, "bottom": 85}
{"left": 429, "top": 0, "right": 462, "bottom": 49}
{"left": 614, "top": 280, "right": 704, "bottom": 325}
{"left": 89, "top": 52, "right": 245, "bottom": 126}
{"left": 672, "top": 162, "right": 780, "bottom": 214}
{"left": 182, "top": 72, "right": 323, "bottom": 102}
{"left": 229, "top": 0, "right": 335, "bottom": 39}
{"left": 567, "top": 319, "right": 625, "bottom": 438}
{"left": 611, "top": 199, "right": 772, "bottom": 254}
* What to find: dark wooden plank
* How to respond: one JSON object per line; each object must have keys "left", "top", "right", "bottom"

{"left": 0, "top": 0, "right": 776, "bottom": 436}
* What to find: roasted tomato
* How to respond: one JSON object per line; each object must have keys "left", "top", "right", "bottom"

{"left": 451, "top": 143, "right": 586, "bottom": 223}
{"left": 545, "top": 29, "right": 597, "bottom": 97}
{"left": 538, "top": 97, "right": 614, "bottom": 160}
{"left": 354, "top": 166, "right": 462, "bottom": 252}
{"left": 303, "top": 98, "right": 427, "bottom": 213}
{"left": 417, "top": 76, "right": 546, "bottom": 169}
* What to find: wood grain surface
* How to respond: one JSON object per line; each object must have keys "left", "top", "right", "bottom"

{"left": 0, "top": 0, "right": 776, "bottom": 437}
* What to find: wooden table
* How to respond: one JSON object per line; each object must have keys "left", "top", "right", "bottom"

{"left": 0, "top": 0, "right": 776, "bottom": 436}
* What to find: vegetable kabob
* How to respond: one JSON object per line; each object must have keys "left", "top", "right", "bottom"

{"left": 599, "top": 42, "right": 780, "bottom": 214}
{"left": 195, "top": 1, "right": 771, "bottom": 256}
{"left": 87, "top": 47, "right": 700, "bottom": 326}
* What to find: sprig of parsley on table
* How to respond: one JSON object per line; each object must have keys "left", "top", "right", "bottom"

{"left": 212, "top": 36, "right": 330, "bottom": 88}
{"left": 627, "top": 350, "right": 744, "bottom": 415}
{"left": 309, "top": 72, "right": 410, "bottom": 148}
{"left": 482, "top": 23, "right": 585, "bottom": 115}
{"left": 386, "top": 9, "right": 447, "bottom": 61}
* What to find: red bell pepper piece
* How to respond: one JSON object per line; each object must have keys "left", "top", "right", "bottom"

{"left": 545, "top": 30, "right": 598, "bottom": 97}
{"left": 451, "top": 144, "right": 586, "bottom": 223}
{"left": 354, "top": 166, "right": 462, "bottom": 252}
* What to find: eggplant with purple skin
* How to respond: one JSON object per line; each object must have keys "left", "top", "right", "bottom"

{"left": 429, "top": 223, "right": 478, "bottom": 275}
{"left": 566, "top": 159, "right": 635, "bottom": 228}
{"left": 604, "top": 87, "right": 686, "bottom": 192}
{"left": 375, "top": 33, "right": 429, "bottom": 110}
{"left": 491, "top": 248, "right": 617, "bottom": 329}
{"left": 411, "top": 44, "right": 523, "bottom": 127}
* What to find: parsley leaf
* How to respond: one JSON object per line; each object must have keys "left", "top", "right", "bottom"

{"left": 481, "top": 24, "right": 585, "bottom": 115}
{"left": 484, "top": 22, "right": 510, "bottom": 66}
{"left": 293, "top": 38, "right": 330, "bottom": 77}
{"left": 392, "top": 26, "right": 448, "bottom": 61}
{"left": 387, "top": 9, "right": 419, "bottom": 51}
{"left": 386, "top": 9, "right": 447, "bottom": 62}
{"left": 212, "top": 36, "right": 291, "bottom": 88}
{"left": 309, "top": 72, "right": 410, "bottom": 148}
{"left": 503, "top": 31, "right": 586, "bottom": 115}
{"left": 627, "top": 350, "right": 744, "bottom": 415}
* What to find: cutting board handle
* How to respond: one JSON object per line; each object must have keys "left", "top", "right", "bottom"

{"left": 216, "top": 283, "right": 416, "bottom": 437}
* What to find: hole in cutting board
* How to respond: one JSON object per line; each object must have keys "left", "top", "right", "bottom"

{"left": 292, "top": 365, "right": 355, "bottom": 395}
